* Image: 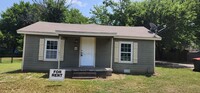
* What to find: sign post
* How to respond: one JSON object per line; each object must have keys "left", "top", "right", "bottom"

{"left": 58, "top": 36, "right": 61, "bottom": 69}
{"left": 49, "top": 36, "right": 66, "bottom": 81}
{"left": 49, "top": 69, "right": 65, "bottom": 81}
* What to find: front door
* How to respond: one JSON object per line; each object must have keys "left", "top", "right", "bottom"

{"left": 80, "top": 37, "right": 95, "bottom": 67}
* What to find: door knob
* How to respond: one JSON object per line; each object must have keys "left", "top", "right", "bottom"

{"left": 81, "top": 50, "right": 83, "bottom": 56}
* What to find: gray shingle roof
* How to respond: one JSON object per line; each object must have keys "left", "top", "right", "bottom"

{"left": 17, "top": 21, "right": 161, "bottom": 40}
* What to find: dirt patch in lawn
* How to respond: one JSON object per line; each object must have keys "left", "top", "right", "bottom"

{"left": 96, "top": 73, "right": 125, "bottom": 80}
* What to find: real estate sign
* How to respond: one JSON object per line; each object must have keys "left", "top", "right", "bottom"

{"left": 49, "top": 69, "right": 65, "bottom": 81}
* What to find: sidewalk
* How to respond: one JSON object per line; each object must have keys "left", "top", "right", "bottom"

{"left": 156, "top": 61, "right": 194, "bottom": 69}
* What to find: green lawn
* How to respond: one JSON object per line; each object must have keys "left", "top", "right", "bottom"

{"left": 0, "top": 57, "right": 21, "bottom": 73}
{"left": 0, "top": 58, "right": 200, "bottom": 93}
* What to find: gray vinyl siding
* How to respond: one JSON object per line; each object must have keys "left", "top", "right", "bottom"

{"left": 61, "top": 37, "right": 80, "bottom": 68}
{"left": 95, "top": 38, "right": 111, "bottom": 68}
{"left": 23, "top": 35, "right": 112, "bottom": 71}
{"left": 112, "top": 39, "right": 155, "bottom": 74}
{"left": 23, "top": 35, "right": 59, "bottom": 71}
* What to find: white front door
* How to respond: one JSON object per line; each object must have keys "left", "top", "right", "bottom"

{"left": 80, "top": 37, "right": 95, "bottom": 67}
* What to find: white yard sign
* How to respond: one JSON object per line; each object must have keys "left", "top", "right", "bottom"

{"left": 49, "top": 69, "right": 65, "bottom": 81}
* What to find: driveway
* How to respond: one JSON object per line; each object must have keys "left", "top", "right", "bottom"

{"left": 156, "top": 61, "right": 194, "bottom": 69}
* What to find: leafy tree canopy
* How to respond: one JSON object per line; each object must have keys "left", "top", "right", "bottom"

{"left": 32, "top": 0, "right": 68, "bottom": 22}
{"left": 0, "top": 1, "right": 39, "bottom": 51}
{"left": 65, "top": 8, "right": 89, "bottom": 24}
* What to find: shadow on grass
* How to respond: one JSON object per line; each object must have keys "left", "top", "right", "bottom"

{"left": 3, "top": 69, "right": 23, "bottom": 74}
{"left": 3, "top": 69, "right": 48, "bottom": 74}
{"left": 4, "top": 69, "right": 51, "bottom": 79}
{"left": 40, "top": 73, "right": 72, "bottom": 79}
{"left": 3, "top": 70, "right": 154, "bottom": 79}
{"left": 45, "top": 84, "right": 62, "bottom": 87}
{"left": 112, "top": 72, "right": 153, "bottom": 78}
{"left": 40, "top": 74, "right": 49, "bottom": 78}
{"left": 156, "top": 62, "right": 193, "bottom": 69}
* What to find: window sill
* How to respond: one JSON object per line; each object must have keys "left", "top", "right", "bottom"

{"left": 119, "top": 62, "right": 134, "bottom": 64}
{"left": 43, "top": 59, "right": 58, "bottom": 61}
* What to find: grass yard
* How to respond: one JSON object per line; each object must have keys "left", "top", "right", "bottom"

{"left": 0, "top": 58, "right": 200, "bottom": 93}
{"left": 0, "top": 57, "right": 21, "bottom": 73}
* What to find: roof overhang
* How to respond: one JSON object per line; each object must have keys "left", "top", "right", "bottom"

{"left": 17, "top": 30, "right": 161, "bottom": 40}
{"left": 55, "top": 30, "right": 117, "bottom": 36}
{"left": 114, "top": 36, "right": 162, "bottom": 40}
{"left": 17, "top": 30, "right": 58, "bottom": 36}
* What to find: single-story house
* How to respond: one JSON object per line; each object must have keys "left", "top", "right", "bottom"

{"left": 17, "top": 21, "right": 161, "bottom": 77}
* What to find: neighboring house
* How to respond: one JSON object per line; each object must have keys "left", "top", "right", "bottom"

{"left": 17, "top": 21, "right": 161, "bottom": 77}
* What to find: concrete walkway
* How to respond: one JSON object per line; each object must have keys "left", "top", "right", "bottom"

{"left": 156, "top": 61, "right": 194, "bottom": 69}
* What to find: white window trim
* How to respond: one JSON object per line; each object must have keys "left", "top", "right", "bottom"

{"left": 119, "top": 41, "right": 133, "bottom": 63}
{"left": 44, "top": 38, "right": 59, "bottom": 61}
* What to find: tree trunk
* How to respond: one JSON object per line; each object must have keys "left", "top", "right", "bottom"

{"left": 11, "top": 57, "right": 13, "bottom": 63}
{"left": 11, "top": 45, "right": 15, "bottom": 63}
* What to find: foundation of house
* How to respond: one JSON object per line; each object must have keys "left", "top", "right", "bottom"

{"left": 64, "top": 67, "right": 113, "bottom": 78}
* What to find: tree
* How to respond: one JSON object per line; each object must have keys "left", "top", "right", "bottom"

{"left": 136, "top": 0, "right": 199, "bottom": 60}
{"left": 0, "top": 31, "right": 4, "bottom": 48}
{"left": 32, "top": 0, "right": 69, "bottom": 22}
{"left": 107, "top": 0, "right": 131, "bottom": 26}
{"left": 137, "top": 0, "right": 199, "bottom": 61}
{"left": 33, "top": 0, "right": 89, "bottom": 23}
{"left": 65, "top": 8, "right": 89, "bottom": 24}
{"left": 0, "top": 1, "right": 40, "bottom": 62}
{"left": 90, "top": 0, "right": 132, "bottom": 26}
{"left": 90, "top": 5, "right": 111, "bottom": 25}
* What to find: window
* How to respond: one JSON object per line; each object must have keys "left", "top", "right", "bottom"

{"left": 44, "top": 39, "right": 58, "bottom": 61}
{"left": 119, "top": 42, "right": 133, "bottom": 63}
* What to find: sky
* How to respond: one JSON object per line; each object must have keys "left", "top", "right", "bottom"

{"left": 0, "top": 0, "right": 141, "bottom": 17}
